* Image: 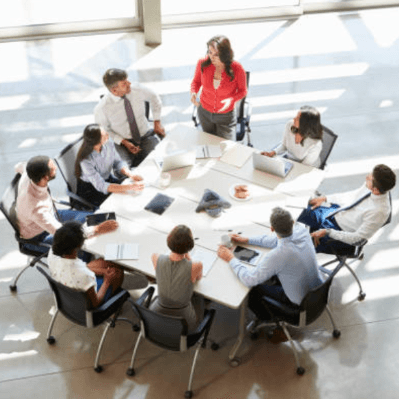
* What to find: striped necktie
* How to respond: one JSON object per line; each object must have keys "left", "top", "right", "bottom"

{"left": 123, "top": 95, "right": 141, "bottom": 145}
{"left": 327, "top": 192, "right": 371, "bottom": 219}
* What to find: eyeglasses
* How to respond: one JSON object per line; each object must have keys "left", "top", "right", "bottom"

{"left": 290, "top": 126, "right": 299, "bottom": 134}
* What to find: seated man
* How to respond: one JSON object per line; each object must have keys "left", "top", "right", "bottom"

{"left": 48, "top": 221, "right": 123, "bottom": 308}
{"left": 217, "top": 207, "right": 323, "bottom": 319}
{"left": 95, "top": 68, "right": 165, "bottom": 167}
{"left": 297, "top": 164, "right": 396, "bottom": 254}
{"left": 15, "top": 155, "right": 117, "bottom": 254}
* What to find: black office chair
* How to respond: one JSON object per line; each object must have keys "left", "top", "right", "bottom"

{"left": 270, "top": 123, "right": 337, "bottom": 170}
{"left": 0, "top": 173, "right": 50, "bottom": 292}
{"left": 192, "top": 71, "right": 252, "bottom": 147}
{"left": 127, "top": 287, "right": 216, "bottom": 398}
{"left": 319, "top": 125, "right": 338, "bottom": 170}
{"left": 247, "top": 259, "right": 343, "bottom": 376}
{"left": 318, "top": 192, "right": 392, "bottom": 301}
{"left": 54, "top": 136, "right": 98, "bottom": 211}
{"left": 37, "top": 266, "right": 133, "bottom": 372}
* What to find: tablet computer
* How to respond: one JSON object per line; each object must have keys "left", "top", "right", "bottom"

{"left": 86, "top": 212, "right": 116, "bottom": 226}
{"left": 233, "top": 245, "right": 261, "bottom": 266}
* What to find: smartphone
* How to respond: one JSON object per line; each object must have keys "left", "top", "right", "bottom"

{"left": 85, "top": 212, "right": 116, "bottom": 226}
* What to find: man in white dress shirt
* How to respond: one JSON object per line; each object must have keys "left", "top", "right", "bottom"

{"left": 297, "top": 164, "right": 396, "bottom": 253}
{"left": 94, "top": 68, "right": 165, "bottom": 167}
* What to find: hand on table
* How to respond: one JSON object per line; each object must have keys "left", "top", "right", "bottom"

{"left": 217, "top": 245, "right": 234, "bottom": 262}
{"left": 95, "top": 220, "right": 119, "bottom": 236}
{"left": 311, "top": 229, "right": 327, "bottom": 247}
{"left": 126, "top": 182, "right": 145, "bottom": 192}
{"left": 230, "top": 234, "right": 248, "bottom": 244}
{"left": 260, "top": 151, "right": 276, "bottom": 157}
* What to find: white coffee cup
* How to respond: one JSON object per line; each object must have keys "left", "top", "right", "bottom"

{"left": 159, "top": 172, "right": 171, "bottom": 188}
{"left": 221, "top": 234, "right": 233, "bottom": 248}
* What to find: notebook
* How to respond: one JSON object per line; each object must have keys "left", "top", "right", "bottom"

{"left": 252, "top": 153, "right": 293, "bottom": 178}
{"left": 105, "top": 243, "right": 139, "bottom": 261}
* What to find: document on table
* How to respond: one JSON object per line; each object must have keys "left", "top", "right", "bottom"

{"left": 220, "top": 142, "right": 254, "bottom": 168}
{"left": 196, "top": 145, "right": 222, "bottom": 159}
{"left": 191, "top": 247, "right": 217, "bottom": 277}
{"left": 105, "top": 243, "right": 139, "bottom": 261}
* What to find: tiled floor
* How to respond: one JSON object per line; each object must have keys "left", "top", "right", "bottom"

{"left": 1, "top": 7, "right": 399, "bottom": 399}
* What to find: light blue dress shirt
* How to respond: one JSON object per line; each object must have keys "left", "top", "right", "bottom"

{"left": 229, "top": 224, "right": 323, "bottom": 305}
{"left": 80, "top": 139, "right": 127, "bottom": 194}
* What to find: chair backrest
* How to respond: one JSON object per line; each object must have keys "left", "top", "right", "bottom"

{"left": 37, "top": 266, "right": 90, "bottom": 326}
{"left": 236, "top": 71, "right": 250, "bottom": 120}
{"left": 132, "top": 301, "right": 189, "bottom": 352}
{"left": 318, "top": 125, "right": 338, "bottom": 170}
{"left": 0, "top": 173, "right": 21, "bottom": 235}
{"left": 55, "top": 136, "right": 83, "bottom": 195}
{"left": 299, "top": 263, "right": 342, "bottom": 325}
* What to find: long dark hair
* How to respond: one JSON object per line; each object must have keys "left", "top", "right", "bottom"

{"left": 201, "top": 36, "right": 235, "bottom": 81}
{"left": 75, "top": 124, "right": 102, "bottom": 178}
{"left": 295, "top": 105, "right": 323, "bottom": 146}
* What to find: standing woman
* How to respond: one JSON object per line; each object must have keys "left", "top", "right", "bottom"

{"left": 75, "top": 123, "right": 144, "bottom": 208}
{"left": 190, "top": 35, "right": 247, "bottom": 140}
{"left": 262, "top": 106, "right": 323, "bottom": 168}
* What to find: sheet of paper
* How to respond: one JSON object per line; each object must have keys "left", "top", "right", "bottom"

{"left": 105, "top": 243, "right": 139, "bottom": 261}
{"left": 191, "top": 247, "right": 217, "bottom": 277}
{"left": 220, "top": 142, "right": 254, "bottom": 168}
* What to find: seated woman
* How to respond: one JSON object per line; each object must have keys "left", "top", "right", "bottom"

{"left": 48, "top": 221, "right": 124, "bottom": 308}
{"left": 150, "top": 225, "right": 203, "bottom": 332}
{"left": 262, "top": 105, "right": 323, "bottom": 168}
{"left": 75, "top": 123, "right": 144, "bottom": 207}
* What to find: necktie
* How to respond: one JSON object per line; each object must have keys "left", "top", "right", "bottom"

{"left": 327, "top": 192, "right": 371, "bottom": 219}
{"left": 123, "top": 95, "right": 141, "bottom": 145}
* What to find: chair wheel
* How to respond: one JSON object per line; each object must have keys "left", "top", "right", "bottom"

{"left": 358, "top": 292, "right": 366, "bottom": 301}
{"left": 250, "top": 331, "right": 260, "bottom": 340}
{"left": 9, "top": 285, "right": 17, "bottom": 292}
{"left": 133, "top": 324, "right": 140, "bottom": 332}
{"left": 47, "top": 336, "right": 56, "bottom": 345}
{"left": 94, "top": 365, "right": 103, "bottom": 373}
{"left": 126, "top": 368, "right": 135, "bottom": 376}
{"left": 229, "top": 357, "right": 241, "bottom": 367}
{"left": 333, "top": 330, "right": 341, "bottom": 339}
{"left": 184, "top": 390, "right": 193, "bottom": 398}
{"left": 297, "top": 367, "right": 305, "bottom": 375}
{"left": 211, "top": 342, "right": 220, "bottom": 351}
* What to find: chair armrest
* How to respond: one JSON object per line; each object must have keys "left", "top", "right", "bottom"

{"left": 66, "top": 189, "right": 98, "bottom": 211}
{"left": 135, "top": 286, "right": 155, "bottom": 308}
{"left": 93, "top": 289, "right": 130, "bottom": 312}
{"left": 187, "top": 309, "right": 216, "bottom": 348}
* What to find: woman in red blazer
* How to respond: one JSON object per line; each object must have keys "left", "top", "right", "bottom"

{"left": 190, "top": 35, "right": 247, "bottom": 140}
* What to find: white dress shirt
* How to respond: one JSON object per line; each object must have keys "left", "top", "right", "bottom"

{"left": 326, "top": 183, "right": 391, "bottom": 245}
{"left": 275, "top": 120, "right": 322, "bottom": 167}
{"left": 228, "top": 224, "right": 322, "bottom": 305}
{"left": 94, "top": 83, "right": 162, "bottom": 145}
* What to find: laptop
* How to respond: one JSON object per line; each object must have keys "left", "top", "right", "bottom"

{"left": 155, "top": 149, "right": 196, "bottom": 172}
{"left": 252, "top": 152, "right": 293, "bottom": 177}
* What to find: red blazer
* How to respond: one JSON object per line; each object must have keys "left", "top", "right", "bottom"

{"left": 190, "top": 57, "right": 247, "bottom": 114}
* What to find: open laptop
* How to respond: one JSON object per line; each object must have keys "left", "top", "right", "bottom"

{"left": 252, "top": 152, "right": 293, "bottom": 177}
{"left": 155, "top": 149, "right": 196, "bottom": 172}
